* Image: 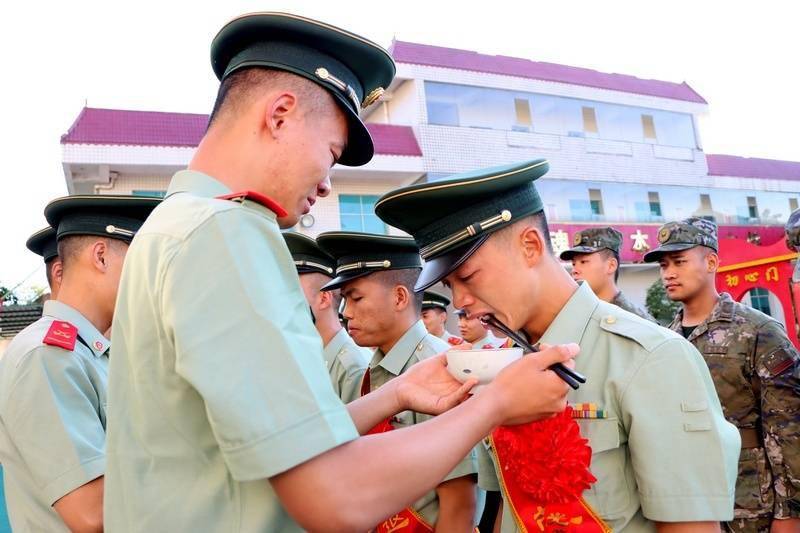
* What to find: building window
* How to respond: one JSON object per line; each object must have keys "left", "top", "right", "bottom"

{"left": 747, "top": 196, "right": 759, "bottom": 219}
{"left": 698, "top": 193, "right": 715, "bottom": 220}
{"left": 582, "top": 106, "right": 598, "bottom": 133}
{"left": 642, "top": 114, "right": 657, "bottom": 139}
{"left": 748, "top": 288, "right": 772, "bottom": 316}
{"left": 339, "top": 195, "right": 386, "bottom": 234}
{"left": 514, "top": 98, "right": 532, "bottom": 128}
{"left": 648, "top": 191, "right": 662, "bottom": 217}
{"left": 790, "top": 198, "right": 799, "bottom": 212}
{"left": 589, "top": 188, "right": 604, "bottom": 216}
{"left": 132, "top": 190, "right": 166, "bottom": 198}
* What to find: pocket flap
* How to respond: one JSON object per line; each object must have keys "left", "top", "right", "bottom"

{"left": 578, "top": 418, "right": 621, "bottom": 454}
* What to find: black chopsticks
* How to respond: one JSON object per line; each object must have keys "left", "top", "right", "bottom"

{"left": 480, "top": 314, "right": 586, "bottom": 390}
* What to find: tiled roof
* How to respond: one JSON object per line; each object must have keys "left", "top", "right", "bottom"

{"left": 61, "top": 107, "right": 422, "bottom": 156}
{"left": 390, "top": 40, "right": 707, "bottom": 104}
{"left": 0, "top": 304, "right": 43, "bottom": 338}
{"left": 707, "top": 154, "right": 800, "bottom": 182}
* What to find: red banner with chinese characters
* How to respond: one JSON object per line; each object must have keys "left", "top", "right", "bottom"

{"left": 549, "top": 223, "right": 785, "bottom": 263}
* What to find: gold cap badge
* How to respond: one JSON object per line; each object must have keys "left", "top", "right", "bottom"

{"left": 362, "top": 87, "right": 385, "bottom": 108}
{"left": 658, "top": 228, "right": 671, "bottom": 243}
{"left": 573, "top": 233, "right": 582, "bottom": 246}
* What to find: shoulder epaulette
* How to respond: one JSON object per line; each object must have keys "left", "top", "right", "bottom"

{"left": 42, "top": 320, "right": 78, "bottom": 351}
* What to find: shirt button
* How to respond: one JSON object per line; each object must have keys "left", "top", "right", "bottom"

{"left": 605, "top": 316, "right": 617, "bottom": 325}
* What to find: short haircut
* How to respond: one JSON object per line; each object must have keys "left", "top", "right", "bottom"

{"left": 208, "top": 67, "right": 326, "bottom": 127}
{"left": 495, "top": 212, "right": 553, "bottom": 254}
{"left": 57, "top": 235, "right": 126, "bottom": 270}
{"left": 372, "top": 268, "right": 424, "bottom": 312}
{"left": 598, "top": 248, "right": 621, "bottom": 282}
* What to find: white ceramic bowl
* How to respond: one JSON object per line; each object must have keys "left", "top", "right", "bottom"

{"left": 446, "top": 347, "right": 524, "bottom": 393}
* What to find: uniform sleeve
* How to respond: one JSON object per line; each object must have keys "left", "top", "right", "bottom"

{"left": 753, "top": 320, "right": 800, "bottom": 518}
{"left": 621, "top": 338, "right": 740, "bottom": 521}
{"left": 4, "top": 347, "right": 105, "bottom": 505}
{"left": 413, "top": 410, "right": 477, "bottom": 483}
{"left": 334, "top": 347, "right": 368, "bottom": 404}
{"left": 476, "top": 439, "right": 501, "bottom": 491}
{"left": 161, "top": 209, "right": 358, "bottom": 481}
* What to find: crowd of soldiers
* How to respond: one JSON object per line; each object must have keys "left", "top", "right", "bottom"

{"left": 0, "top": 11, "right": 797, "bottom": 533}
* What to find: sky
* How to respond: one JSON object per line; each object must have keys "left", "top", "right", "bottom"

{"left": 1, "top": 0, "right": 798, "bottom": 295}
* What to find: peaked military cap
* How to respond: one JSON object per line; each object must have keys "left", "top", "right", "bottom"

{"left": 560, "top": 226, "right": 622, "bottom": 261}
{"left": 282, "top": 232, "right": 336, "bottom": 277}
{"left": 375, "top": 159, "right": 549, "bottom": 291}
{"left": 317, "top": 232, "right": 423, "bottom": 291}
{"left": 44, "top": 195, "right": 161, "bottom": 244}
{"left": 211, "top": 12, "right": 396, "bottom": 167}
{"left": 643, "top": 217, "right": 718, "bottom": 262}
{"left": 421, "top": 291, "right": 450, "bottom": 311}
{"left": 26, "top": 227, "right": 59, "bottom": 262}
{"left": 454, "top": 308, "right": 467, "bottom": 317}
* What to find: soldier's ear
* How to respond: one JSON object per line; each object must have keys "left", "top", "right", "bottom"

{"left": 264, "top": 91, "right": 300, "bottom": 138}
{"left": 519, "top": 225, "right": 547, "bottom": 266}
{"left": 393, "top": 284, "right": 411, "bottom": 311}
{"left": 706, "top": 252, "right": 719, "bottom": 273}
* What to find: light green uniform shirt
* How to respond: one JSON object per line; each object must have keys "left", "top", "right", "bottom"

{"left": 0, "top": 300, "right": 109, "bottom": 532}
{"left": 366, "top": 320, "right": 479, "bottom": 526}
{"left": 323, "top": 328, "right": 368, "bottom": 403}
{"left": 479, "top": 283, "right": 740, "bottom": 531}
{"left": 104, "top": 171, "right": 358, "bottom": 532}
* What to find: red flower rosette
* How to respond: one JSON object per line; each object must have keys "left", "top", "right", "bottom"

{"left": 492, "top": 406, "right": 596, "bottom": 504}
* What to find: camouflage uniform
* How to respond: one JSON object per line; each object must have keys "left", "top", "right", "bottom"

{"left": 648, "top": 217, "right": 800, "bottom": 530}
{"left": 561, "top": 226, "right": 656, "bottom": 322}
{"left": 785, "top": 208, "right": 800, "bottom": 284}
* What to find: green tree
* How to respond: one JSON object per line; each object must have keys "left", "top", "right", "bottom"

{"left": 646, "top": 278, "right": 681, "bottom": 326}
{"left": 0, "top": 285, "right": 19, "bottom": 306}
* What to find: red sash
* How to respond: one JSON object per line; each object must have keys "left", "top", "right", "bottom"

{"left": 490, "top": 407, "right": 611, "bottom": 532}
{"left": 361, "top": 371, "right": 434, "bottom": 531}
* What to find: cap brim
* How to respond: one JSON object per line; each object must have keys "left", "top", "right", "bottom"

{"left": 335, "top": 97, "right": 373, "bottom": 167}
{"left": 320, "top": 269, "right": 374, "bottom": 292}
{"left": 415, "top": 234, "right": 490, "bottom": 292}
{"left": 642, "top": 243, "right": 697, "bottom": 262}
{"left": 559, "top": 246, "right": 599, "bottom": 261}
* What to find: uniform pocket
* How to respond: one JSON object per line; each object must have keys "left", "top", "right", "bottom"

{"left": 578, "top": 418, "right": 630, "bottom": 518}
{"left": 734, "top": 448, "right": 773, "bottom": 511}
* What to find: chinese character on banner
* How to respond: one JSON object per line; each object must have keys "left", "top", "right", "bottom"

{"left": 725, "top": 274, "right": 740, "bottom": 287}
{"left": 631, "top": 230, "right": 650, "bottom": 253}
{"left": 744, "top": 272, "right": 759, "bottom": 283}
{"left": 551, "top": 230, "right": 570, "bottom": 258}
{"left": 766, "top": 267, "right": 779, "bottom": 282}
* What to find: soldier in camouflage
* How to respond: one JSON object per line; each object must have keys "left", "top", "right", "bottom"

{"left": 785, "top": 208, "right": 800, "bottom": 283}
{"left": 561, "top": 226, "right": 655, "bottom": 321}
{"left": 645, "top": 217, "right": 800, "bottom": 532}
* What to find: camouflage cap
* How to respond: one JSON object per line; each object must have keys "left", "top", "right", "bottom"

{"left": 643, "top": 217, "right": 718, "bottom": 262}
{"left": 559, "top": 227, "right": 622, "bottom": 261}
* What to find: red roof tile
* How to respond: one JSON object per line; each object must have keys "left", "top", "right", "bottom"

{"left": 707, "top": 154, "right": 800, "bottom": 181}
{"left": 61, "top": 108, "right": 422, "bottom": 156}
{"left": 390, "top": 40, "right": 707, "bottom": 104}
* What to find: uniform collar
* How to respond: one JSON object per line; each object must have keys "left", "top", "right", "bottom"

{"left": 473, "top": 333, "right": 495, "bottom": 348}
{"left": 43, "top": 300, "right": 110, "bottom": 357}
{"left": 323, "top": 328, "right": 351, "bottom": 370}
{"left": 671, "top": 292, "right": 735, "bottom": 340}
{"left": 539, "top": 282, "right": 599, "bottom": 346}
{"left": 373, "top": 320, "right": 428, "bottom": 376}
{"left": 166, "top": 170, "right": 232, "bottom": 199}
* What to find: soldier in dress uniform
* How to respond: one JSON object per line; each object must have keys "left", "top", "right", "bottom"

{"left": 375, "top": 159, "right": 741, "bottom": 532}
{"left": 318, "top": 231, "right": 480, "bottom": 531}
{"left": 421, "top": 291, "right": 463, "bottom": 345}
{"left": 0, "top": 195, "right": 158, "bottom": 532}
{"left": 104, "top": 13, "right": 576, "bottom": 532}
{"left": 560, "top": 226, "right": 655, "bottom": 321}
{"left": 283, "top": 232, "right": 368, "bottom": 403}
{"left": 455, "top": 309, "right": 503, "bottom": 349}
{"left": 645, "top": 217, "right": 800, "bottom": 532}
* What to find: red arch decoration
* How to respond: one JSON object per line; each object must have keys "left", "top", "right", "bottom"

{"left": 715, "top": 238, "right": 800, "bottom": 348}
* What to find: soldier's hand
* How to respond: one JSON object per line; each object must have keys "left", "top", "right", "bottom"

{"left": 394, "top": 354, "right": 477, "bottom": 415}
{"left": 485, "top": 343, "right": 579, "bottom": 426}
